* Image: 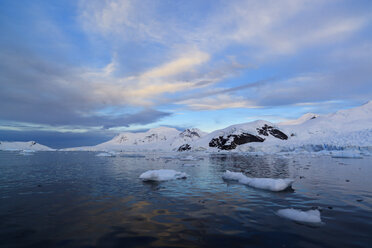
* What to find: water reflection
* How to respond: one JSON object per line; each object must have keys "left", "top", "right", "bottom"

{"left": 0, "top": 151, "right": 371, "bottom": 247}
{"left": 209, "top": 154, "right": 291, "bottom": 178}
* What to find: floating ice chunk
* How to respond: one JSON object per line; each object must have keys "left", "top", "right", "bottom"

{"left": 139, "top": 169, "right": 188, "bottom": 181}
{"left": 22, "top": 149, "right": 35, "bottom": 153}
{"left": 277, "top": 208, "right": 322, "bottom": 224}
{"left": 331, "top": 150, "right": 362, "bottom": 159}
{"left": 222, "top": 170, "right": 294, "bottom": 191}
{"left": 96, "top": 152, "right": 115, "bottom": 157}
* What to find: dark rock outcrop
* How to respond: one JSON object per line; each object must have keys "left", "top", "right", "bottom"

{"left": 209, "top": 133, "right": 265, "bottom": 150}
{"left": 178, "top": 144, "right": 191, "bottom": 152}
{"left": 179, "top": 129, "right": 201, "bottom": 139}
{"left": 142, "top": 133, "right": 167, "bottom": 143}
{"left": 257, "top": 124, "right": 288, "bottom": 140}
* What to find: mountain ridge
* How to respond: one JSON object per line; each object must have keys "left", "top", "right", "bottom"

{"left": 2, "top": 102, "right": 371, "bottom": 153}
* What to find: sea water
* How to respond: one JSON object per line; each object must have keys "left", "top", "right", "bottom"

{"left": 0, "top": 151, "right": 371, "bottom": 247}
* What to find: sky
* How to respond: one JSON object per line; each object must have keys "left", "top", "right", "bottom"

{"left": 0, "top": 0, "right": 372, "bottom": 148}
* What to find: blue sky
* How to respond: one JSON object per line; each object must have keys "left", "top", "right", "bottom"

{"left": 0, "top": 0, "right": 372, "bottom": 148}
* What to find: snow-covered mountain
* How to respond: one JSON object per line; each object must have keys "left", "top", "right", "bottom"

{"left": 64, "top": 127, "right": 207, "bottom": 151}
{"left": 0, "top": 141, "right": 53, "bottom": 151}
{"left": 189, "top": 101, "right": 372, "bottom": 153}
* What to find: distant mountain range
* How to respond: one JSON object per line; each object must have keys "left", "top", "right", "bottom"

{"left": 1, "top": 101, "right": 372, "bottom": 153}
{"left": 0, "top": 141, "right": 53, "bottom": 151}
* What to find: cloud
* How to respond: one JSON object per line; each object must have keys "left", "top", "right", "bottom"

{"left": 141, "top": 50, "right": 209, "bottom": 79}
{"left": 83, "top": 49, "right": 211, "bottom": 106}
{"left": 0, "top": 47, "right": 172, "bottom": 128}
{"left": 178, "top": 94, "right": 259, "bottom": 110}
{"left": 253, "top": 70, "right": 372, "bottom": 106}
{"left": 80, "top": 0, "right": 368, "bottom": 59}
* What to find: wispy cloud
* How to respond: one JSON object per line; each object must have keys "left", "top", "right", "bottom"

{"left": 178, "top": 94, "right": 259, "bottom": 111}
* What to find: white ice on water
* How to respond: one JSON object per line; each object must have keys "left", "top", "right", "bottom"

{"left": 96, "top": 152, "right": 115, "bottom": 157}
{"left": 19, "top": 149, "right": 35, "bottom": 155}
{"left": 139, "top": 169, "right": 188, "bottom": 181}
{"left": 222, "top": 170, "right": 294, "bottom": 191}
{"left": 277, "top": 208, "right": 322, "bottom": 224}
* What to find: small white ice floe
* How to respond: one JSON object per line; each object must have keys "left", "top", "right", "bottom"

{"left": 222, "top": 170, "right": 294, "bottom": 192}
{"left": 331, "top": 150, "right": 362, "bottom": 159}
{"left": 277, "top": 208, "right": 322, "bottom": 224}
{"left": 19, "top": 150, "right": 35, "bottom": 155}
{"left": 96, "top": 152, "right": 115, "bottom": 157}
{"left": 139, "top": 169, "right": 188, "bottom": 181}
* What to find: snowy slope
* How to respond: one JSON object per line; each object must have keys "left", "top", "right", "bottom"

{"left": 279, "top": 113, "right": 319, "bottom": 125}
{"left": 0, "top": 141, "right": 54, "bottom": 151}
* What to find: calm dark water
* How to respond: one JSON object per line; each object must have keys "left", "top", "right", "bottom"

{"left": 0, "top": 151, "right": 371, "bottom": 248}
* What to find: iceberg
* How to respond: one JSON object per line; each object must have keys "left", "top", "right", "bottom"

{"left": 139, "top": 169, "right": 188, "bottom": 181}
{"left": 277, "top": 208, "right": 322, "bottom": 224}
{"left": 222, "top": 170, "right": 294, "bottom": 191}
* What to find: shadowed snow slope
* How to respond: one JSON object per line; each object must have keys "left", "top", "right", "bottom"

{"left": 222, "top": 170, "right": 294, "bottom": 191}
{"left": 0, "top": 141, "right": 53, "bottom": 151}
{"left": 277, "top": 209, "right": 322, "bottom": 224}
{"left": 139, "top": 169, "right": 188, "bottom": 181}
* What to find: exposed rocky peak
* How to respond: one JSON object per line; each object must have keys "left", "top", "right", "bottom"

{"left": 178, "top": 144, "right": 192, "bottom": 152}
{"left": 115, "top": 135, "right": 128, "bottom": 143}
{"left": 256, "top": 124, "right": 288, "bottom": 140}
{"left": 209, "top": 133, "right": 265, "bottom": 150}
{"left": 179, "top": 128, "right": 201, "bottom": 139}
{"left": 138, "top": 133, "right": 167, "bottom": 143}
